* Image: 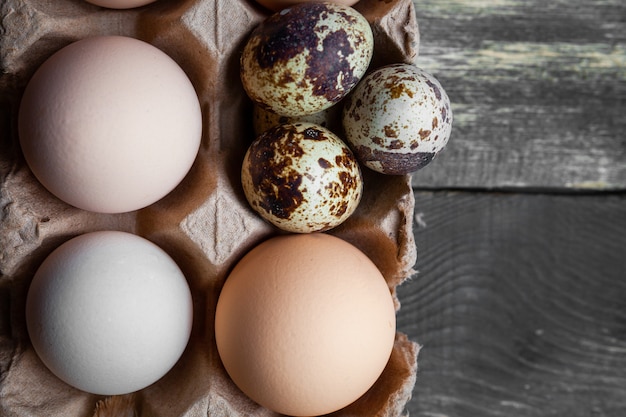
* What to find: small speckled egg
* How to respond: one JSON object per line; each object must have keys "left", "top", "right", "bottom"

{"left": 342, "top": 63, "right": 453, "bottom": 175}
{"left": 252, "top": 103, "right": 338, "bottom": 136}
{"left": 84, "top": 0, "right": 157, "bottom": 8}
{"left": 241, "top": 2, "right": 373, "bottom": 117}
{"left": 241, "top": 122, "right": 362, "bottom": 233}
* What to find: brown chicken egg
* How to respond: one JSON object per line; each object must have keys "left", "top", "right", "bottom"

{"left": 215, "top": 233, "right": 396, "bottom": 416}
{"left": 241, "top": 122, "right": 362, "bottom": 233}
{"left": 342, "top": 63, "right": 453, "bottom": 175}
{"left": 240, "top": 2, "right": 373, "bottom": 117}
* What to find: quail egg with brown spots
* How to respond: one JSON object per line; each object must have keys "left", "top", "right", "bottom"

{"left": 240, "top": 2, "right": 373, "bottom": 117}
{"left": 342, "top": 63, "right": 453, "bottom": 175}
{"left": 252, "top": 103, "right": 339, "bottom": 136}
{"left": 241, "top": 122, "right": 363, "bottom": 233}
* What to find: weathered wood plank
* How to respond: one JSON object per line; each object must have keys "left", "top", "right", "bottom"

{"left": 396, "top": 191, "right": 626, "bottom": 416}
{"left": 410, "top": 0, "right": 626, "bottom": 190}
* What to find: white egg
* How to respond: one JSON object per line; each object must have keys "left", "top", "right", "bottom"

{"left": 241, "top": 122, "right": 362, "bottom": 233}
{"left": 342, "top": 63, "right": 453, "bottom": 175}
{"left": 25, "top": 231, "right": 193, "bottom": 395}
{"left": 241, "top": 2, "right": 373, "bottom": 117}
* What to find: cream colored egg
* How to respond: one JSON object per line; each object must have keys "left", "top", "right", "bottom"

{"left": 342, "top": 63, "right": 453, "bottom": 174}
{"left": 241, "top": 2, "right": 373, "bottom": 117}
{"left": 241, "top": 122, "right": 362, "bottom": 233}
{"left": 254, "top": 0, "right": 360, "bottom": 12}
{"left": 18, "top": 36, "right": 202, "bottom": 213}
{"left": 84, "top": 0, "right": 157, "bottom": 8}
{"left": 25, "top": 231, "right": 193, "bottom": 396}
{"left": 215, "top": 233, "right": 396, "bottom": 416}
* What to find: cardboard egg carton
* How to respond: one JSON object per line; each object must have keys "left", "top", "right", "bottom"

{"left": 0, "top": 0, "right": 421, "bottom": 415}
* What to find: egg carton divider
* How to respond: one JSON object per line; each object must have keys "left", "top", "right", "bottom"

{"left": 0, "top": 0, "right": 421, "bottom": 415}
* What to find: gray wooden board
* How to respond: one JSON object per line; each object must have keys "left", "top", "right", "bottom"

{"left": 409, "top": 0, "right": 626, "bottom": 190}
{"left": 396, "top": 191, "right": 626, "bottom": 416}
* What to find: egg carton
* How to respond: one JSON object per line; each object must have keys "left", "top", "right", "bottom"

{"left": 0, "top": 0, "right": 421, "bottom": 416}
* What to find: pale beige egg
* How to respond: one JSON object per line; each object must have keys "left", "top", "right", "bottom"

{"left": 215, "top": 233, "right": 396, "bottom": 416}
{"left": 18, "top": 36, "right": 202, "bottom": 213}
{"left": 254, "top": 0, "right": 360, "bottom": 12}
{"left": 85, "top": 0, "right": 158, "bottom": 9}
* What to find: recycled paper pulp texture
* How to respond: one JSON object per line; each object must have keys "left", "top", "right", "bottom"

{"left": 0, "top": 0, "right": 421, "bottom": 415}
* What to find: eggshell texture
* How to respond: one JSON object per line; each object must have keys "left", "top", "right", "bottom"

{"left": 241, "top": 122, "right": 362, "bottom": 233}
{"left": 342, "top": 63, "right": 453, "bottom": 175}
{"left": 252, "top": 103, "right": 338, "bottom": 136}
{"left": 254, "top": 0, "right": 360, "bottom": 13}
{"left": 240, "top": 2, "right": 373, "bottom": 117}
{"left": 84, "top": 0, "right": 157, "bottom": 9}
{"left": 25, "top": 231, "right": 193, "bottom": 396}
{"left": 18, "top": 35, "right": 202, "bottom": 213}
{"left": 215, "top": 233, "right": 396, "bottom": 416}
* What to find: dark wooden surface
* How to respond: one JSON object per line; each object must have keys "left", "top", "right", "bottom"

{"left": 408, "top": 0, "right": 626, "bottom": 190}
{"left": 397, "top": 192, "right": 626, "bottom": 416}
{"left": 396, "top": 1, "right": 626, "bottom": 416}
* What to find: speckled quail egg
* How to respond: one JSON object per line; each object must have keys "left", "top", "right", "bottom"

{"left": 252, "top": 103, "right": 339, "bottom": 136}
{"left": 241, "top": 122, "right": 362, "bottom": 233}
{"left": 241, "top": 2, "right": 373, "bottom": 117}
{"left": 342, "top": 63, "right": 453, "bottom": 175}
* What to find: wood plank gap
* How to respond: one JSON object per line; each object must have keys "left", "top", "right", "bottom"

{"left": 412, "top": 186, "right": 626, "bottom": 196}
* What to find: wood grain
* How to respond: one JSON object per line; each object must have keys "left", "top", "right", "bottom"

{"left": 409, "top": 0, "right": 626, "bottom": 190}
{"left": 396, "top": 191, "right": 626, "bottom": 416}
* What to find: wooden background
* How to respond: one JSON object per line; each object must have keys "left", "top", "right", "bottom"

{"left": 397, "top": 0, "right": 626, "bottom": 416}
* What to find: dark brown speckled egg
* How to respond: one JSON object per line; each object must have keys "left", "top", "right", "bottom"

{"left": 252, "top": 103, "right": 339, "bottom": 136}
{"left": 241, "top": 122, "right": 363, "bottom": 233}
{"left": 342, "top": 63, "right": 453, "bottom": 175}
{"left": 241, "top": 2, "right": 373, "bottom": 117}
